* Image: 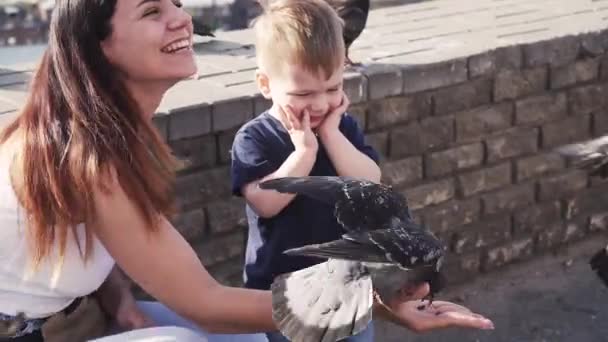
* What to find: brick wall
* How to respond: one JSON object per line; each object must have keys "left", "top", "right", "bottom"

{"left": 154, "top": 29, "right": 608, "bottom": 288}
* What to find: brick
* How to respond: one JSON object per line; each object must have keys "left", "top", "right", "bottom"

{"left": 482, "top": 183, "right": 536, "bottom": 215}
{"left": 455, "top": 103, "right": 513, "bottom": 142}
{"left": 208, "top": 258, "right": 245, "bottom": 287}
{"left": 381, "top": 157, "right": 422, "bottom": 187}
{"left": 366, "top": 132, "right": 389, "bottom": 159}
{"left": 453, "top": 215, "right": 511, "bottom": 254}
{"left": 367, "top": 95, "right": 431, "bottom": 129}
{"left": 593, "top": 110, "right": 608, "bottom": 137}
{"left": 432, "top": 79, "right": 492, "bottom": 115}
{"left": 523, "top": 36, "right": 580, "bottom": 68}
{"left": 538, "top": 170, "right": 588, "bottom": 201}
{"left": 481, "top": 237, "right": 534, "bottom": 271}
{"left": 516, "top": 153, "right": 565, "bottom": 181}
{"left": 253, "top": 95, "right": 272, "bottom": 116}
{"left": 564, "top": 185, "right": 608, "bottom": 219}
{"left": 590, "top": 212, "right": 608, "bottom": 232}
{"left": 601, "top": 55, "right": 608, "bottom": 80}
{"left": 541, "top": 115, "right": 591, "bottom": 148}
{"left": 217, "top": 129, "right": 238, "bottom": 164}
{"left": 550, "top": 58, "right": 600, "bottom": 89}
{"left": 494, "top": 68, "right": 547, "bottom": 101}
{"left": 580, "top": 31, "right": 608, "bottom": 57}
{"left": 364, "top": 64, "right": 403, "bottom": 100}
{"left": 562, "top": 218, "right": 588, "bottom": 242}
{"left": 569, "top": 84, "right": 607, "bottom": 115}
{"left": 172, "top": 208, "right": 206, "bottom": 242}
{"left": 348, "top": 105, "right": 367, "bottom": 130}
{"left": 515, "top": 93, "right": 567, "bottom": 125}
{"left": 343, "top": 72, "right": 368, "bottom": 104}
{"left": 206, "top": 198, "right": 247, "bottom": 234}
{"left": 390, "top": 116, "right": 453, "bottom": 158}
{"left": 403, "top": 179, "right": 455, "bottom": 210}
{"left": 458, "top": 163, "right": 511, "bottom": 197}
{"left": 175, "top": 167, "right": 232, "bottom": 208}
{"left": 425, "top": 143, "right": 484, "bottom": 177}
{"left": 468, "top": 46, "right": 522, "bottom": 78}
{"left": 442, "top": 252, "right": 481, "bottom": 284}
{"left": 170, "top": 134, "right": 216, "bottom": 170}
{"left": 169, "top": 105, "right": 212, "bottom": 140}
{"left": 212, "top": 98, "right": 254, "bottom": 131}
{"left": 536, "top": 222, "right": 566, "bottom": 251}
{"left": 195, "top": 231, "right": 245, "bottom": 267}
{"left": 402, "top": 59, "right": 468, "bottom": 94}
{"left": 486, "top": 127, "right": 539, "bottom": 162}
{"left": 513, "top": 201, "right": 562, "bottom": 233}
{"left": 152, "top": 114, "right": 169, "bottom": 141}
{"left": 423, "top": 199, "right": 481, "bottom": 234}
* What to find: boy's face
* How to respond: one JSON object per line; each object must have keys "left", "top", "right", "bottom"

{"left": 258, "top": 62, "right": 345, "bottom": 129}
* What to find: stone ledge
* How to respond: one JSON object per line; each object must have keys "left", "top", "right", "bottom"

{"left": 1, "top": 0, "right": 608, "bottom": 141}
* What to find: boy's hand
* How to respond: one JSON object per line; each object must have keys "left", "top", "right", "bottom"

{"left": 317, "top": 92, "right": 350, "bottom": 140}
{"left": 279, "top": 104, "right": 318, "bottom": 154}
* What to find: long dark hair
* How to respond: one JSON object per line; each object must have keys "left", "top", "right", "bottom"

{"left": 1, "top": 0, "right": 179, "bottom": 265}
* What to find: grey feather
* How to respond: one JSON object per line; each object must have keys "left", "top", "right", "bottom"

{"left": 271, "top": 260, "right": 373, "bottom": 342}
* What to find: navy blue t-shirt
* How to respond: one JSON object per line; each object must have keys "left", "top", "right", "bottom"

{"left": 230, "top": 111, "right": 380, "bottom": 290}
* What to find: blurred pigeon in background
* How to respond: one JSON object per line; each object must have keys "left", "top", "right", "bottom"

{"left": 327, "top": 0, "right": 370, "bottom": 66}
{"left": 556, "top": 136, "right": 608, "bottom": 288}
{"left": 192, "top": 18, "right": 215, "bottom": 37}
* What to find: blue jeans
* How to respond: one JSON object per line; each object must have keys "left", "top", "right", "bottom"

{"left": 92, "top": 301, "right": 269, "bottom": 342}
{"left": 265, "top": 321, "right": 374, "bottom": 342}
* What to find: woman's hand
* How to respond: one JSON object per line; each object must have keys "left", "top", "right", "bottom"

{"left": 376, "top": 283, "right": 494, "bottom": 333}
{"left": 96, "top": 267, "right": 154, "bottom": 331}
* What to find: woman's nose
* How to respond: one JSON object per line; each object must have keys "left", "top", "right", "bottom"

{"left": 167, "top": 5, "right": 192, "bottom": 31}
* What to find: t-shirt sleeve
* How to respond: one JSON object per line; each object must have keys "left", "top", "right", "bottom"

{"left": 340, "top": 113, "right": 380, "bottom": 164}
{"left": 230, "top": 129, "right": 276, "bottom": 197}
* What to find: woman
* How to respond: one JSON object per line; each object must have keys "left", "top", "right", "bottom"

{"left": 0, "top": 0, "right": 494, "bottom": 341}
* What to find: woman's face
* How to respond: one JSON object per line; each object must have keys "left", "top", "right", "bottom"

{"left": 101, "top": 0, "right": 197, "bottom": 84}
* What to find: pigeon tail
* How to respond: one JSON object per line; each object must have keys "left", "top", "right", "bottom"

{"left": 271, "top": 260, "right": 373, "bottom": 342}
{"left": 590, "top": 246, "right": 608, "bottom": 287}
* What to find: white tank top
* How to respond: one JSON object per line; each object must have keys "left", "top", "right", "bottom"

{"left": 0, "top": 148, "right": 115, "bottom": 318}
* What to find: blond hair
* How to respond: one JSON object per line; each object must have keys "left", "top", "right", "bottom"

{"left": 254, "top": 0, "right": 345, "bottom": 78}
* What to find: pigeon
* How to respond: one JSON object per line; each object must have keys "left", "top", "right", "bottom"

{"left": 327, "top": 0, "right": 370, "bottom": 66}
{"left": 590, "top": 246, "right": 608, "bottom": 287}
{"left": 259, "top": 176, "right": 445, "bottom": 342}
{"left": 257, "top": 0, "right": 370, "bottom": 66}
{"left": 0, "top": 312, "right": 25, "bottom": 338}
{"left": 192, "top": 18, "right": 215, "bottom": 37}
{"left": 555, "top": 135, "right": 608, "bottom": 178}
{"left": 556, "top": 136, "right": 608, "bottom": 287}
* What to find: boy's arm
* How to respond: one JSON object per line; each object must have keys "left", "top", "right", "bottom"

{"left": 319, "top": 128, "right": 381, "bottom": 182}
{"left": 239, "top": 105, "right": 319, "bottom": 218}
{"left": 317, "top": 95, "right": 380, "bottom": 182}
{"left": 242, "top": 148, "right": 316, "bottom": 218}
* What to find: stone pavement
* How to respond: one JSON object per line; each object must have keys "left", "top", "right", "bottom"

{"left": 1, "top": 0, "right": 608, "bottom": 118}
{"left": 376, "top": 234, "right": 608, "bottom": 342}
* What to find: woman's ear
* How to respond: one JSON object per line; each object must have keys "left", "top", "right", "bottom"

{"left": 256, "top": 70, "right": 272, "bottom": 99}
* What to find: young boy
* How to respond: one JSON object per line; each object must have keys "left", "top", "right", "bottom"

{"left": 230, "top": 0, "right": 381, "bottom": 340}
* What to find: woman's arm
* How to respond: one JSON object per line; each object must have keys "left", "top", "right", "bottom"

{"left": 91, "top": 174, "right": 275, "bottom": 334}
